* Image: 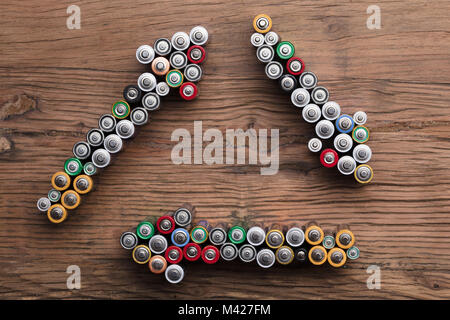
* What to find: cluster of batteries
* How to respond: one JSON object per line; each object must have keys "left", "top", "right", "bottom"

{"left": 251, "top": 14, "right": 374, "bottom": 184}
{"left": 120, "top": 203, "right": 360, "bottom": 284}
{"left": 36, "top": 26, "right": 209, "bottom": 223}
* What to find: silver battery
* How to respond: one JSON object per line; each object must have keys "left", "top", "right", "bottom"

{"left": 239, "top": 244, "right": 257, "bottom": 263}
{"left": 279, "top": 74, "right": 297, "bottom": 92}
{"left": 154, "top": 38, "right": 172, "bottom": 56}
{"left": 220, "top": 243, "right": 238, "bottom": 261}
{"left": 315, "top": 120, "right": 335, "bottom": 139}
{"left": 190, "top": 26, "right": 208, "bottom": 46}
{"left": 337, "top": 156, "right": 357, "bottom": 175}
{"left": 142, "top": 92, "right": 161, "bottom": 111}
{"left": 72, "top": 141, "right": 91, "bottom": 160}
{"left": 264, "top": 31, "right": 279, "bottom": 46}
{"left": 171, "top": 32, "right": 190, "bottom": 51}
{"left": 184, "top": 64, "right": 202, "bottom": 82}
{"left": 302, "top": 104, "right": 321, "bottom": 123}
{"left": 299, "top": 72, "right": 317, "bottom": 89}
{"left": 291, "top": 88, "right": 310, "bottom": 108}
{"left": 173, "top": 208, "right": 192, "bottom": 227}
{"left": 256, "top": 249, "right": 275, "bottom": 268}
{"left": 246, "top": 226, "right": 266, "bottom": 246}
{"left": 353, "top": 144, "right": 372, "bottom": 163}
{"left": 256, "top": 45, "right": 274, "bottom": 63}
{"left": 209, "top": 227, "right": 227, "bottom": 246}
{"left": 149, "top": 235, "right": 168, "bottom": 254}
{"left": 353, "top": 111, "right": 367, "bottom": 125}
{"left": 265, "top": 61, "right": 283, "bottom": 80}
{"left": 103, "top": 134, "right": 123, "bottom": 154}
{"left": 130, "top": 107, "right": 148, "bottom": 126}
{"left": 307, "top": 138, "right": 322, "bottom": 153}
{"left": 322, "top": 101, "right": 341, "bottom": 121}
{"left": 86, "top": 128, "right": 104, "bottom": 148}
{"left": 285, "top": 227, "right": 305, "bottom": 247}
{"left": 165, "top": 264, "right": 184, "bottom": 284}
{"left": 120, "top": 231, "right": 138, "bottom": 250}
{"left": 334, "top": 133, "right": 353, "bottom": 153}
{"left": 250, "top": 32, "right": 265, "bottom": 47}
{"left": 115, "top": 120, "right": 135, "bottom": 139}
{"left": 156, "top": 82, "right": 170, "bottom": 97}
{"left": 91, "top": 148, "right": 111, "bottom": 168}
{"left": 170, "top": 51, "right": 188, "bottom": 69}
{"left": 355, "top": 165, "right": 373, "bottom": 183}
{"left": 37, "top": 197, "right": 51, "bottom": 213}
{"left": 136, "top": 45, "right": 155, "bottom": 64}
{"left": 98, "top": 114, "right": 117, "bottom": 133}
{"left": 311, "top": 86, "right": 329, "bottom": 105}
{"left": 137, "top": 72, "right": 157, "bottom": 92}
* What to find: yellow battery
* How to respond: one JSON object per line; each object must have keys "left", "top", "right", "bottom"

{"left": 132, "top": 245, "right": 151, "bottom": 264}
{"left": 61, "top": 190, "right": 81, "bottom": 210}
{"left": 305, "top": 224, "right": 324, "bottom": 246}
{"left": 73, "top": 175, "right": 93, "bottom": 194}
{"left": 336, "top": 229, "right": 355, "bottom": 249}
{"left": 308, "top": 246, "right": 327, "bottom": 266}
{"left": 327, "top": 248, "right": 347, "bottom": 268}
{"left": 253, "top": 14, "right": 272, "bottom": 33}
{"left": 47, "top": 204, "right": 68, "bottom": 224}
{"left": 51, "top": 171, "right": 71, "bottom": 191}
{"left": 265, "top": 225, "right": 285, "bottom": 249}
{"left": 275, "top": 246, "right": 294, "bottom": 265}
{"left": 354, "top": 164, "right": 374, "bottom": 184}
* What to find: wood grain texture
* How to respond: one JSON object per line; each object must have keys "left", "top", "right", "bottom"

{"left": 0, "top": 0, "right": 450, "bottom": 299}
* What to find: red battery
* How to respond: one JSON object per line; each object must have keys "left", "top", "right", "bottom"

{"left": 320, "top": 148, "right": 339, "bottom": 168}
{"left": 179, "top": 82, "right": 198, "bottom": 101}
{"left": 201, "top": 245, "right": 220, "bottom": 264}
{"left": 165, "top": 245, "right": 183, "bottom": 264}
{"left": 187, "top": 45, "right": 206, "bottom": 64}
{"left": 286, "top": 57, "right": 305, "bottom": 76}
{"left": 183, "top": 242, "right": 202, "bottom": 262}
{"left": 156, "top": 215, "right": 175, "bottom": 234}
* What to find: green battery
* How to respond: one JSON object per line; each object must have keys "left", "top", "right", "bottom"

{"left": 83, "top": 162, "right": 97, "bottom": 176}
{"left": 228, "top": 225, "right": 247, "bottom": 245}
{"left": 347, "top": 246, "right": 360, "bottom": 260}
{"left": 136, "top": 221, "right": 155, "bottom": 240}
{"left": 64, "top": 157, "right": 83, "bottom": 176}
{"left": 47, "top": 189, "right": 61, "bottom": 203}
{"left": 352, "top": 126, "right": 370, "bottom": 144}
{"left": 166, "top": 69, "right": 184, "bottom": 88}
{"left": 276, "top": 41, "right": 295, "bottom": 60}
{"left": 322, "top": 235, "right": 336, "bottom": 250}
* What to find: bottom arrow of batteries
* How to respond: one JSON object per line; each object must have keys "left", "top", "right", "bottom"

{"left": 120, "top": 203, "right": 360, "bottom": 284}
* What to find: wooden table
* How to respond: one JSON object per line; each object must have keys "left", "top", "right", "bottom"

{"left": 0, "top": 0, "right": 449, "bottom": 299}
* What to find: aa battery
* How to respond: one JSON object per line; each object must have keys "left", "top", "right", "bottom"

{"left": 142, "top": 92, "right": 161, "bottom": 111}
{"left": 86, "top": 128, "right": 105, "bottom": 148}
{"left": 171, "top": 228, "right": 190, "bottom": 248}
{"left": 209, "top": 226, "right": 227, "bottom": 246}
{"left": 190, "top": 26, "right": 208, "bottom": 46}
{"left": 294, "top": 247, "right": 308, "bottom": 263}
{"left": 334, "top": 133, "right": 353, "bottom": 153}
{"left": 279, "top": 74, "right": 297, "bottom": 93}
{"left": 170, "top": 51, "right": 188, "bottom": 69}
{"left": 347, "top": 246, "right": 360, "bottom": 260}
{"left": 299, "top": 72, "right": 318, "bottom": 90}
{"left": 103, "top": 134, "right": 123, "bottom": 154}
{"left": 171, "top": 32, "right": 190, "bottom": 51}
{"left": 335, "top": 226, "right": 355, "bottom": 249}
{"left": 256, "top": 248, "right": 276, "bottom": 268}
{"left": 291, "top": 88, "right": 310, "bottom": 108}
{"left": 184, "top": 64, "right": 202, "bottom": 82}
{"left": 275, "top": 246, "right": 294, "bottom": 265}
{"left": 353, "top": 144, "right": 372, "bottom": 163}
{"left": 112, "top": 101, "right": 131, "bottom": 120}
{"left": 307, "top": 138, "right": 322, "bottom": 153}
{"left": 311, "top": 86, "right": 329, "bottom": 105}
{"left": 64, "top": 157, "right": 83, "bottom": 176}
{"left": 353, "top": 111, "right": 367, "bottom": 125}
{"left": 156, "top": 215, "right": 175, "bottom": 235}
{"left": 61, "top": 190, "right": 81, "bottom": 210}
{"left": 165, "top": 245, "right": 183, "bottom": 264}
{"left": 354, "top": 164, "right": 373, "bottom": 184}
{"left": 91, "top": 148, "right": 111, "bottom": 168}
{"left": 190, "top": 224, "right": 209, "bottom": 244}
{"left": 305, "top": 222, "right": 324, "bottom": 246}
{"left": 37, "top": 197, "right": 51, "bottom": 213}
{"left": 308, "top": 246, "right": 327, "bottom": 265}
{"left": 73, "top": 175, "right": 94, "bottom": 195}
{"left": 202, "top": 245, "right": 220, "bottom": 264}
{"left": 187, "top": 45, "right": 206, "bottom": 64}
{"left": 265, "top": 224, "right": 285, "bottom": 249}
{"left": 173, "top": 205, "right": 194, "bottom": 228}
{"left": 250, "top": 33, "right": 265, "bottom": 47}
{"left": 220, "top": 243, "right": 238, "bottom": 261}
{"left": 264, "top": 31, "right": 279, "bottom": 46}
{"left": 352, "top": 126, "right": 369, "bottom": 144}
{"left": 239, "top": 244, "right": 257, "bottom": 263}
{"left": 256, "top": 45, "right": 274, "bottom": 63}
{"left": 228, "top": 225, "right": 247, "bottom": 245}
{"left": 179, "top": 82, "right": 198, "bottom": 100}
{"left": 123, "top": 85, "right": 142, "bottom": 106}
{"left": 165, "top": 264, "right": 184, "bottom": 284}
{"left": 327, "top": 248, "right": 346, "bottom": 268}
{"left": 247, "top": 226, "right": 266, "bottom": 246}
{"left": 83, "top": 162, "right": 97, "bottom": 176}
{"left": 265, "top": 61, "right": 283, "bottom": 80}
{"left": 51, "top": 171, "right": 71, "bottom": 191}
{"left": 116, "top": 120, "right": 135, "bottom": 140}
{"left": 130, "top": 107, "right": 149, "bottom": 126}
{"left": 47, "top": 189, "right": 61, "bottom": 203}
{"left": 315, "top": 120, "right": 335, "bottom": 139}
{"left": 336, "top": 115, "right": 355, "bottom": 134}
{"left": 320, "top": 148, "right": 339, "bottom": 168}
{"left": 149, "top": 255, "right": 167, "bottom": 274}
{"left": 183, "top": 242, "right": 201, "bottom": 262}
{"left": 337, "top": 156, "right": 357, "bottom": 175}
{"left": 286, "top": 57, "right": 305, "bottom": 76}
{"left": 136, "top": 45, "right": 155, "bottom": 65}
{"left": 136, "top": 221, "right": 155, "bottom": 240}
{"left": 166, "top": 69, "right": 184, "bottom": 88}
{"left": 322, "top": 101, "right": 341, "bottom": 121}
{"left": 72, "top": 141, "right": 91, "bottom": 160}
{"left": 98, "top": 114, "right": 117, "bottom": 133}
{"left": 156, "top": 82, "right": 170, "bottom": 97}
{"left": 285, "top": 226, "right": 305, "bottom": 247}
{"left": 120, "top": 231, "right": 138, "bottom": 250}
{"left": 149, "top": 234, "right": 168, "bottom": 255}
{"left": 302, "top": 104, "right": 321, "bottom": 123}
{"left": 276, "top": 41, "right": 295, "bottom": 60}
{"left": 137, "top": 72, "right": 157, "bottom": 92}
{"left": 151, "top": 57, "right": 170, "bottom": 76}
{"left": 132, "top": 244, "right": 151, "bottom": 264}
{"left": 253, "top": 14, "right": 272, "bottom": 33}
{"left": 47, "top": 203, "right": 68, "bottom": 223}
{"left": 154, "top": 38, "right": 172, "bottom": 56}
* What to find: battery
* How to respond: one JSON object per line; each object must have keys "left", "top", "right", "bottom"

{"left": 246, "top": 226, "right": 266, "bottom": 246}
{"left": 285, "top": 226, "right": 305, "bottom": 247}
{"left": 120, "top": 231, "right": 138, "bottom": 250}
{"left": 51, "top": 171, "right": 71, "bottom": 191}
{"left": 47, "top": 204, "right": 68, "bottom": 223}
{"left": 47, "top": 189, "right": 61, "bottom": 203}
{"left": 72, "top": 141, "right": 91, "bottom": 160}
{"left": 61, "top": 190, "right": 81, "bottom": 210}
{"left": 286, "top": 57, "right": 305, "bottom": 76}
{"left": 256, "top": 45, "right": 274, "bottom": 63}
{"left": 156, "top": 215, "right": 175, "bottom": 235}
{"left": 173, "top": 206, "right": 193, "bottom": 228}
{"left": 299, "top": 72, "right": 317, "bottom": 90}
{"left": 151, "top": 57, "right": 170, "bottom": 76}
{"left": 190, "top": 26, "right": 208, "bottom": 46}
{"left": 123, "top": 85, "right": 142, "bottom": 106}
{"left": 336, "top": 227, "right": 355, "bottom": 249}
{"left": 112, "top": 101, "right": 131, "bottom": 120}
{"left": 136, "top": 45, "right": 155, "bottom": 65}
{"left": 103, "top": 134, "right": 123, "bottom": 154}
{"left": 354, "top": 164, "right": 373, "bottom": 184}
{"left": 347, "top": 246, "right": 360, "bottom": 260}
{"left": 171, "top": 32, "right": 190, "bottom": 51}
{"left": 334, "top": 133, "right": 353, "bottom": 153}
{"left": 187, "top": 45, "right": 206, "bottom": 64}
{"left": 136, "top": 221, "right": 155, "bottom": 240}
{"left": 250, "top": 33, "right": 265, "bottom": 47}
{"left": 116, "top": 120, "right": 135, "bottom": 139}
{"left": 170, "top": 51, "right": 188, "bottom": 69}
{"left": 166, "top": 69, "right": 184, "bottom": 88}
{"left": 184, "top": 64, "right": 202, "bottom": 82}
{"left": 239, "top": 244, "right": 257, "bottom": 263}
{"left": 149, "top": 234, "right": 168, "bottom": 255}
{"left": 307, "top": 138, "right": 322, "bottom": 153}
{"left": 183, "top": 242, "right": 201, "bottom": 262}
{"left": 291, "top": 88, "right": 310, "bottom": 108}
{"left": 353, "top": 144, "right": 372, "bottom": 163}
{"left": 149, "top": 255, "right": 167, "bottom": 274}
{"left": 165, "top": 245, "right": 183, "bottom": 264}
{"left": 337, "top": 155, "right": 357, "bottom": 175}
{"left": 130, "top": 107, "right": 149, "bottom": 126}
{"left": 142, "top": 92, "right": 161, "bottom": 111}
{"left": 98, "top": 114, "right": 117, "bottom": 133}
{"left": 190, "top": 225, "right": 208, "bottom": 244}
{"left": 156, "top": 82, "right": 170, "bottom": 97}
{"left": 315, "top": 120, "right": 335, "bottom": 139}
{"left": 86, "top": 128, "right": 104, "bottom": 148}
{"left": 165, "top": 264, "right": 184, "bottom": 284}
{"left": 276, "top": 41, "right": 295, "bottom": 60}
{"left": 279, "top": 74, "right": 297, "bottom": 93}
{"left": 202, "top": 245, "right": 220, "bottom": 264}
{"left": 308, "top": 246, "right": 327, "bottom": 266}
{"left": 305, "top": 222, "right": 324, "bottom": 246}
{"left": 220, "top": 243, "right": 238, "bottom": 261}
{"left": 265, "top": 61, "right": 283, "bottom": 80}
{"left": 294, "top": 247, "right": 308, "bottom": 263}
{"left": 320, "top": 148, "right": 339, "bottom": 168}
{"left": 328, "top": 248, "right": 347, "bottom": 268}
{"left": 83, "top": 162, "right": 96, "bottom": 176}
{"left": 353, "top": 111, "right": 367, "bottom": 125}
{"left": 264, "top": 31, "right": 279, "bottom": 46}
{"left": 171, "top": 228, "right": 190, "bottom": 247}
{"left": 302, "top": 104, "right": 321, "bottom": 123}
{"left": 91, "top": 148, "right": 111, "bottom": 168}
{"left": 73, "top": 175, "right": 93, "bottom": 194}
{"left": 179, "top": 82, "right": 198, "bottom": 101}
{"left": 256, "top": 248, "right": 276, "bottom": 268}
{"left": 322, "top": 234, "right": 336, "bottom": 250}
{"left": 352, "top": 126, "right": 370, "bottom": 144}
{"left": 311, "top": 86, "right": 329, "bottom": 105}
{"left": 209, "top": 226, "right": 227, "bottom": 246}
{"left": 322, "top": 101, "right": 341, "bottom": 121}
{"left": 275, "top": 246, "right": 294, "bottom": 265}
{"left": 137, "top": 73, "right": 157, "bottom": 92}
{"left": 37, "top": 197, "right": 51, "bottom": 213}
{"left": 265, "top": 224, "right": 285, "bottom": 249}
{"left": 253, "top": 14, "right": 272, "bottom": 33}
{"left": 336, "top": 115, "right": 354, "bottom": 134}
{"left": 132, "top": 245, "right": 151, "bottom": 264}
{"left": 228, "top": 225, "right": 247, "bottom": 245}
{"left": 64, "top": 158, "right": 83, "bottom": 176}
{"left": 154, "top": 38, "right": 172, "bottom": 56}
